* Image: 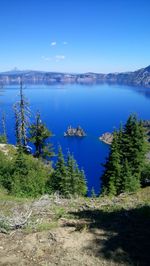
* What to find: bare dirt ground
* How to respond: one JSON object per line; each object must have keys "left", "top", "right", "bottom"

{"left": 0, "top": 188, "right": 150, "bottom": 266}
{"left": 0, "top": 225, "right": 114, "bottom": 266}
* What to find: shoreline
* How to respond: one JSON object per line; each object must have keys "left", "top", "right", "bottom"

{"left": 99, "top": 132, "right": 113, "bottom": 145}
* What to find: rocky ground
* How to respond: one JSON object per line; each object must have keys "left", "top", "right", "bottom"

{"left": 0, "top": 187, "right": 150, "bottom": 266}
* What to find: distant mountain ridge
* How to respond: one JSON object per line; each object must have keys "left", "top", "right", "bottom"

{"left": 0, "top": 66, "right": 150, "bottom": 88}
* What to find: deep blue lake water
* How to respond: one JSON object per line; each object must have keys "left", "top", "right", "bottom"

{"left": 0, "top": 83, "right": 150, "bottom": 195}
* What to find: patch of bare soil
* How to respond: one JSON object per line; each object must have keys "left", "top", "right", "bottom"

{"left": 0, "top": 226, "right": 126, "bottom": 266}
{"left": 0, "top": 189, "right": 150, "bottom": 266}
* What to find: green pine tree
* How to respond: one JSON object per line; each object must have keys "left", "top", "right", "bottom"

{"left": 66, "top": 151, "right": 76, "bottom": 195}
{"left": 122, "top": 114, "right": 147, "bottom": 176}
{"left": 66, "top": 152, "right": 87, "bottom": 196}
{"left": 0, "top": 112, "right": 7, "bottom": 143}
{"left": 10, "top": 148, "right": 50, "bottom": 197}
{"left": 50, "top": 146, "right": 68, "bottom": 195}
{"left": 122, "top": 159, "right": 134, "bottom": 192}
{"left": 50, "top": 147, "right": 87, "bottom": 197}
{"left": 78, "top": 168, "right": 87, "bottom": 196}
{"left": 91, "top": 187, "right": 96, "bottom": 198}
{"left": 101, "top": 131, "right": 122, "bottom": 195}
{"left": 29, "top": 112, "right": 54, "bottom": 159}
{"left": 101, "top": 114, "right": 147, "bottom": 196}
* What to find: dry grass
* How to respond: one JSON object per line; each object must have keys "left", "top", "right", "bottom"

{"left": 0, "top": 187, "right": 150, "bottom": 266}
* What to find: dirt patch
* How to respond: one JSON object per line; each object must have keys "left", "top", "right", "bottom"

{"left": 0, "top": 189, "right": 150, "bottom": 265}
{"left": 0, "top": 227, "right": 124, "bottom": 266}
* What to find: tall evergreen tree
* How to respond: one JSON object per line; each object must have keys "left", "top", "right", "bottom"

{"left": 10, "top": 148, "right": 50, "bottom": 197}
{"left": 29, "top": 112, "right": 54, "bottom": 159}
{"left": 91, "top": 187, "right": 96, "bottom": 198}
{"left": 66, "top": 151, "right": 76, "bottom": 195}
{"left": 122, "top": 114, "right": 146, "bottom": 175}
{"left": 66, "top": 152, "right": 87, "bottom": 196}
{"left": 50, "top": 147, "right": 87, "bottom": 196}
{"left": 50, "top": 146, "right": 68, "bottom": 194}
{"left": 77, "top": 168, "right": 87, "bottom": 196}
{"left": 101, "top": 131, "right": 122, "bottom": 195}
{"left": 101, "top": 114, "right": 147, "bottom": 195}
{"left": 122, "top": 159, "right": 140, "bottom": 192}
{"left": 2, "top": 112, "right": 7, "bottom": 142}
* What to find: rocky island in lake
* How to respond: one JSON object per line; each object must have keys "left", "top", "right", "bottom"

{"left": 99, "top": 132, "right": 113, "bottom": 145}
{"left": 99, "top": 120, "right": 150, "bottom": 145}
{"left": 64, "top": 126, "right": 86, "bottom": 137}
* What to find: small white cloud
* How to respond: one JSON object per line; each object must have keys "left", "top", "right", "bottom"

{"left": 56, "top": 55, "right": 65, "bottom": 60}
{"left": 63, "top": 41, "right": 68, "bottom": 45}
{"left": 41, "top": 56, "right": 52, "bottom": 61}
{"left": 41, "top": 54, "right": 66, "bottom": 63}
{"left": 55, "top": 55, "right": 66, "bottom": 61}
{"left": 51, "top": 41, "right": 56, "bottom": 46}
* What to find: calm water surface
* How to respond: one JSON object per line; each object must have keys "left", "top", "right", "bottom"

{"left": 1, "top": 84, "right": 150, "bottom": 194}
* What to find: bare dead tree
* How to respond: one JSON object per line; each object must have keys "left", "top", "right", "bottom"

{"left": 13, "top": 77, "right": 30, "bottom": 149}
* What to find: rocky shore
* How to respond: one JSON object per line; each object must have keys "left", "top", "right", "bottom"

{"left": 64, "top": 126, "right": 86, "bottom": 137}
{"left": 99, "top": 120, "right": 150, "bottom": 145}
{"left": 99, "top": 132, "right": 113, "bottom": 145}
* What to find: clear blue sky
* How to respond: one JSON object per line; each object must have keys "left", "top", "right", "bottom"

{"left": 0, "top": 0, "right": 150, "bottom": 73}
